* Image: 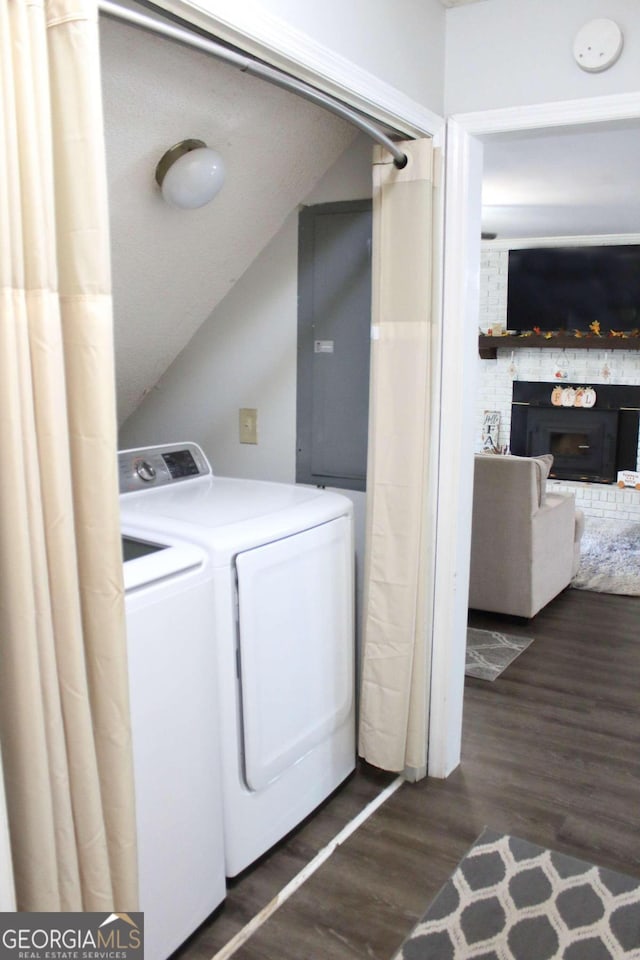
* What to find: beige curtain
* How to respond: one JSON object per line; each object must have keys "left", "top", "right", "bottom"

{"left": 359, "top": 138, "right": 434, "bottom": 776}
{"left": 0, "top": 0, "right": 138, "bottom": 910}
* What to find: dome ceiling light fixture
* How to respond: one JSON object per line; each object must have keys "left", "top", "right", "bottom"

{"left": 155, "top": 139, "right": 226, "bottom": 209}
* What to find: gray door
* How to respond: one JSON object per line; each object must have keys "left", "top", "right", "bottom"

{"left": 296, "top": 200, "right": 372, "bottom": 491}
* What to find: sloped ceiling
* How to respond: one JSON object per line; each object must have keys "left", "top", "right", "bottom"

{"left": 100, "top": 10, "right": 356, "bottom": 423}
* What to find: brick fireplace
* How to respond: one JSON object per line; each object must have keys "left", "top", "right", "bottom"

{"left": 477, "top": 241, "right": 640, "bottom": 522}
{"left": 510, "top": 381, "right": 640, "bottom": 484}
{"left": 476, "top": 346, "right": 640, "bottom": 522}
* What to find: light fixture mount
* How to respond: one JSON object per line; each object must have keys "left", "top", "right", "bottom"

{"left": 155, "top": 139, "right": 226, "bottom": 209}
{"left": 155, "top": 138, "right": 206, "bottom": 188}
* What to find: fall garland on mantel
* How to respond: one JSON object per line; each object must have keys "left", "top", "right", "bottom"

{"left": 498, "top": 321, "right": 640, "bottom": 340}
{"left": 478, "top": 322, "right": 640, "bottom": 358}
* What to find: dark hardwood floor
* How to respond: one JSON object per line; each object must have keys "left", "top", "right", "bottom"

{"left": 178, "top": 586, "right": 640, "bottom": 960}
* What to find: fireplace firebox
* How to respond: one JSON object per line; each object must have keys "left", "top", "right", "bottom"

{"left": 510, "top": 382, "right": 640, "bottom": 483}
{"left": 526, "top": 408, "right": 618, "bottom": 482}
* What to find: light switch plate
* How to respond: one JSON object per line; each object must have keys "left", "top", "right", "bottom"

{"left": 239, "top": 408, "right": 258, "bottom": 444}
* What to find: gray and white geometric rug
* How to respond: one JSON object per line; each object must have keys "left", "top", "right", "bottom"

{"left": 572, "top": 517, "right": 640, "bottom": 596}
{"left": 393, "top": 829, "right": 640, "bottom": 959}
{"left": 466, "top": 628, "right": 534, "bottom": 681}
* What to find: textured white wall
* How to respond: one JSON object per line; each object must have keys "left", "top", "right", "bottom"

{"left": 119, "top": 210, "right": 300, "bottom": 478}
{"left": 445, "top": 0, "right": 640, "bottom": 114}
{"left": 101, "top": 15, "right": 357, "bottom": 424}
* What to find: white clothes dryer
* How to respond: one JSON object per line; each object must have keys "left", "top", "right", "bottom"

{"left": 122, "top": 529, "right": 225, "bottom": 958}
{"left": 119, "top": 442, "right": 355, "bottom": 877}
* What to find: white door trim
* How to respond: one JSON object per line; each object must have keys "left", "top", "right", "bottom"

{"left": 430, "top": 89, "right": 640, "bottom": 778}
{"left": 453, "top": 89, "right": 640, "bottom": 136}
{"left": 428, "top": 118, "right": 483, "bottom": 778}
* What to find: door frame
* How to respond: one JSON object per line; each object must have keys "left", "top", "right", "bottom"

{"left": 432, "top": 89, "right": 640, "bottom": 777}
{"left": 144, "top": 0, "right": 448, "bottom": 778}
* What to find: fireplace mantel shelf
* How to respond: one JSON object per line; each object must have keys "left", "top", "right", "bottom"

{"left": 479, "top": 334, "right": 640, "bottom": 360}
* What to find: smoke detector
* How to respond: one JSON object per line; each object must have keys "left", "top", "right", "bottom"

{"left": 573, "top": 19, "right": 623, "bottom": 73}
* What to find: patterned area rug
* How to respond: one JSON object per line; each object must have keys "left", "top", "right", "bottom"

{"left": 572, "top": 518, "right": 640, "bottom": 596}
{"left": 394, "top": 829, "right": 640, "bottom": 959}
{"left": 465, "top": 628, "right": 534, "bottom": 681}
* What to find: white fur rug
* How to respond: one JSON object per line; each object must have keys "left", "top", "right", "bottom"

{"left": 572, "top": 517, "right": 640, "bottom": 596}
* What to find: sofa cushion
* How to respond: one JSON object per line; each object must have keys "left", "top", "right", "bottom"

{"left": 477, "top": 452, "right": 553, "bottom": 506}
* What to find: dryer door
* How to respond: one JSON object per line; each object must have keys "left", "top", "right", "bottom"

{"left": 235, "top": 516, "right": 354, "bottom": 792}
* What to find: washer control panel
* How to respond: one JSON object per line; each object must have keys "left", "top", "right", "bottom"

{"left": 118, "top": 442, "right": 211, "bottom": 494}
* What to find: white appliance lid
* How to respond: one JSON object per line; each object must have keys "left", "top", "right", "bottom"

{"left": 121, "top": 533, "right": 205, "bottom": 592}
{"left": 120, "top": 475, "right": 344, "bottom": 527}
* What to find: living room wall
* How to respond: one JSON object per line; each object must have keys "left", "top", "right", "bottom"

{"left": 445, "top": 0, "right": 640, "bottom": 114}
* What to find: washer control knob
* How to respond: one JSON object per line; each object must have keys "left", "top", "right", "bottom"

{"left": 135, "top": 460, "right": 156, "bottom": 483}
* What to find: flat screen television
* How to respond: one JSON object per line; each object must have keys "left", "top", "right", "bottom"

{"left": 506, "top": 244, "right": 640, "bottom": 332}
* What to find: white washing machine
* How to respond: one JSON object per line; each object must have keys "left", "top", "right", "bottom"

{"left": 119, "top": 442, "right": 356, "bottom": 877}
{"left": 122, "top": 529, "right": 226, "bottom": 959}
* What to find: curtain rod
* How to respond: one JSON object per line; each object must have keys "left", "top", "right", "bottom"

{"left": 98, "top": 0, "right": 408, "bottom": 169}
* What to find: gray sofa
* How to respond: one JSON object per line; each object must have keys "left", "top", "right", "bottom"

{"left": 468, "top": 454, "right": 584, "bottom": 619}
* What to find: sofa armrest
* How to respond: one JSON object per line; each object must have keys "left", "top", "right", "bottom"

{"left": 530, "top": 493, "right": 576, "bottom": 611}
{"left": 572, "top": 508, "right": 585, "bottom": 577}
